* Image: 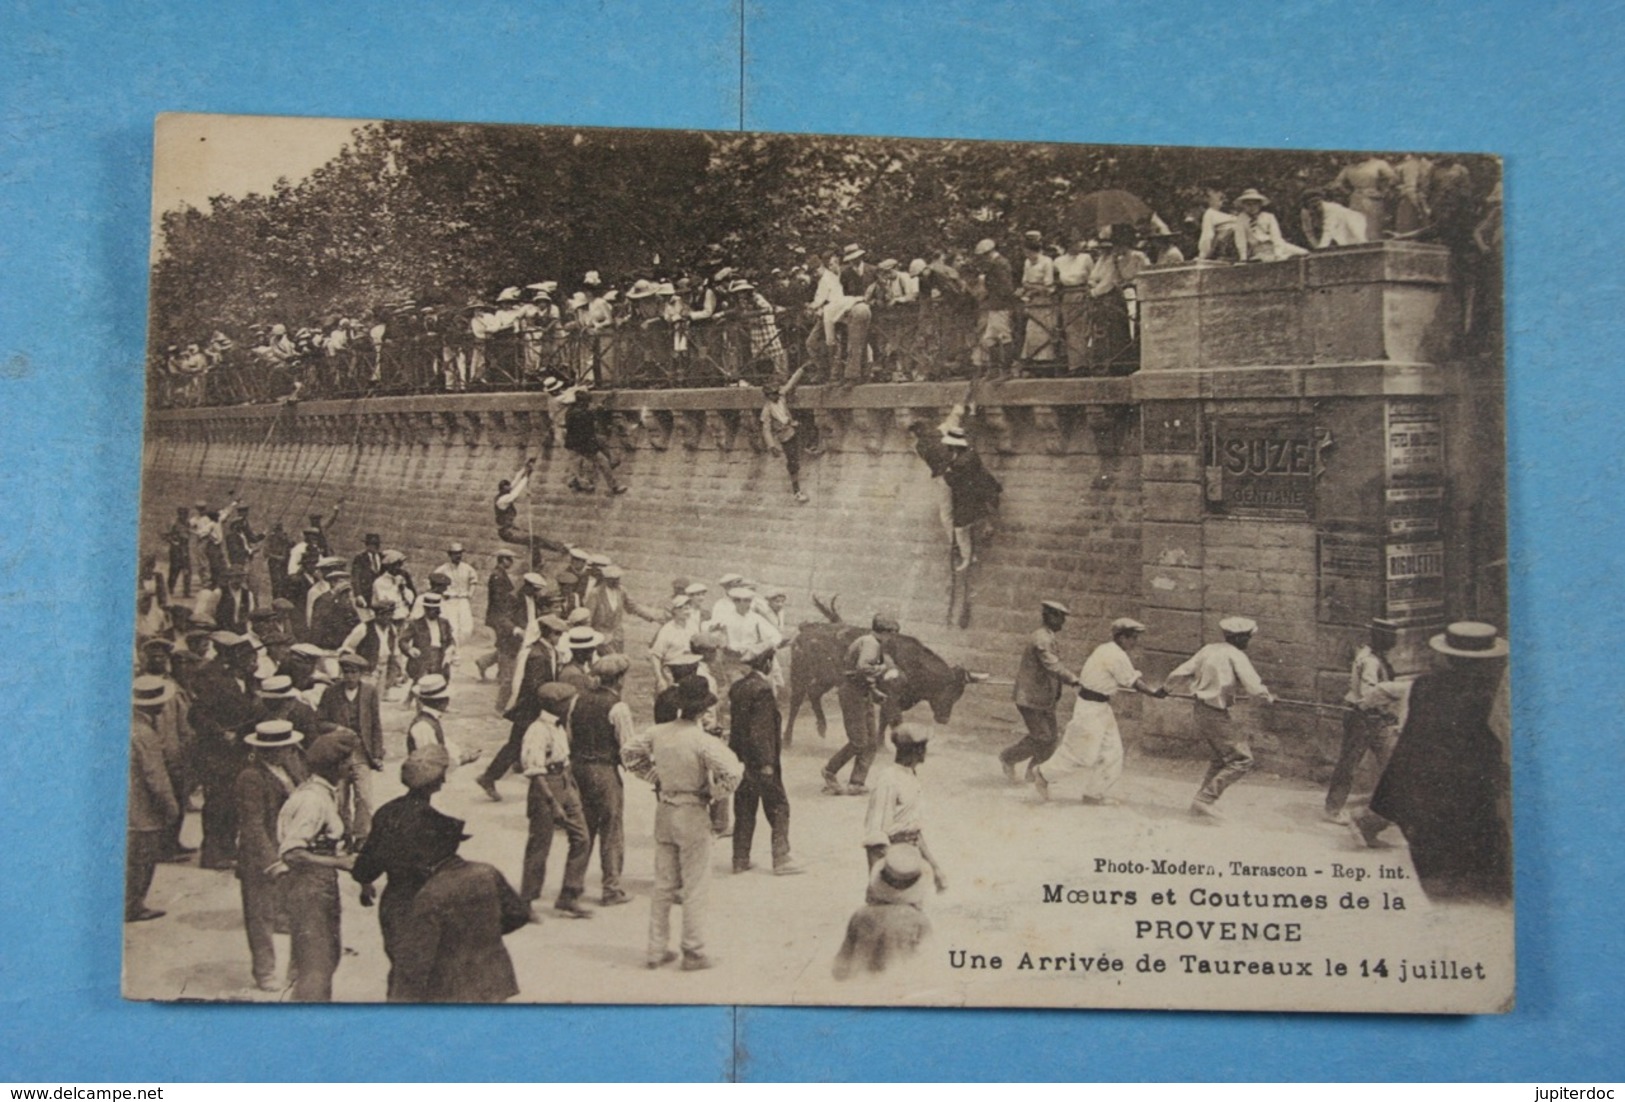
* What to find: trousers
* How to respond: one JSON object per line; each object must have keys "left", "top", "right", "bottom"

{"left": 479, "top": 720, "right": 527, "bottom": 788}
{"left": 521, "top": 772, "right": 591, "bottom": 904}
{"left": 1325, "top": 708, "right": 1399, "bottom": 814}
{"left": 1000, "top": 704, "right": 1060, "bottom": 767}
{"left": 572, "top": 761, "right": 625, "bottom": 898}
{"left": 826, "top": 681, "right": 878, "bottom": 787}
{"left": 239, "top": 873, "right": 283, "bottom": 985}
{"left": 1041, "top": 698, "right": 1124, "bottom": 799}
{"left": 1193, "top": 704, "right": 1253, "bottom": 805}
{"left": 285, "top": 866, "right": 340, "bottom": 1002}
{"left": 649, "top": 802, "right": 713, "bottom": 960}
{"left": 732, "top": 769, "right": 791, "bottom": 869}
{"left": 125, "top": 830, "right": 163, "bottom": 918}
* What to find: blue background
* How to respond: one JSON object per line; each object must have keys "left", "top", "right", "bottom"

{"left": 1, "top": 0, "right": 1620, "bottom": 1082}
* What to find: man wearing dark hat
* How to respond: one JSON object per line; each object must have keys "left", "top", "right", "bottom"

{"left": 823, "top": 615, "right": 900, "bottom": 797}
{"left": 1000, "top": 599, "right": 1082, "bottom": 782}
{"left": 1166, "top": 616, "right": 1276, "bottom": 821}
{"left": 1035, "top": 617, "right": 1166, "bottom": 804}
{"left": 729, "top": 645, "right": 801, "bottom": 875}
{"left": 572, "top": 656, "right": 639, "bottom": 905}
{"left": 351, "top": 533, "right": 385, "bottom": 603}
{"left": 129, "top": 676, "right": 182, "bottom": 922}
{"left": 275, "top": 732, "right": 357, "bottom": 1001}
{"left": 621, "top": 675, "right": 743, "bottom": 970}
{"left": 388, "top": 808, "right": 530, "bottom": 1003}
{"left": 235, "top": 719, "right": 307, "bottom": 990}
{"left": 1363, "top": 622, "right": 1511, "bottom": 904}
{"left": 1325, "top": 618, "right": 1406, "bottom": 824}
{"left": 479, "top": 613, "right": 568, "bottom": 801}
{"left": 519, "top": 682, "right": 594, "bottom": 918}
{"left": 190, "top": 631, "right": 260, "bottom": 869}
{"left": 352, "top": 744, "right": 462, "bottom": 996}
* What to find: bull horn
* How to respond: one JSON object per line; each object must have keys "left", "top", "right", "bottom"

{"left": 964, "top": 670, "right": 991, "bottom": 683}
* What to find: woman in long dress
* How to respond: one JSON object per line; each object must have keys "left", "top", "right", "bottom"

{"left": 1331, "top": 155, "right": 1398, "bottom": 241}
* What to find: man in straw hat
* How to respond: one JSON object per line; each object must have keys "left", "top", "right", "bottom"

{"left": 940, "top": 426, "right": 1002, "bottom": 573}
{"left": 1165, "top": 616, "right": 1277, "bottom": 821}
{"left": 274, "top": 732, "right": 358, "bottom": 1001}
{"left": 129, "top": 675, "right": 182, "bottom": 923}
{"left": 403, "top": 592, "right": 457, "bottom": 681}
{"left": 234, "top": 719, "right": 307, "bottom": 990}
{"left": 831, "top": 843, "right": 933, "bottom": 980}
{"left": 1361, "top": 622, "right": 1512, "bottom": 904}
{"left": 519, "top": 682, "right": 594, "bottom": 919}
{"left": 1033, "top": 617, "right": 1167, "bottom": 804}
{"left": 351, "top": 744, "right": 460, "bottom": 996}
{"left": 1000, "top": 599, "right": 1083, "bottom": 782}
{"left": 622, "top": 674, "right": 743, "bottom": 971}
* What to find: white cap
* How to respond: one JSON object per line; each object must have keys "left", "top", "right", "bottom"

{"left": 1219, "top": 616, "right": 1258, "bottom": 636}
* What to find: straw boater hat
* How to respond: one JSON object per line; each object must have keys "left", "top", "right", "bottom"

{"left": 564, "top": 626, "right": 607, "bottom": 650}
{"left": 255, "top": 675, "right": 298, "bottom": 700}
{"left": 940, "top": 427, "right": 970, "bottom": 448}
{"left": 244, "top": 719, "right": 302, "bottom": 750}
{"left": 1234, "top": 188, "right": 1269, "bottom": 206}
{"left": 412, "top": 674, "right": 451, "bottom": 701}
{"left": 655, "top": 282, "right": 677, "bottom": 296}
{"left": 841, "top": 244, "right": 865, "bottom": 263}
{"left": 1040, "top": 599, "right": 1070, "bottom": 616}
{"left": 867, "top": 843, "right": 928, "bottom": 906}
{"left": 626, "top": 279, "right": 656, "bottom": 299}
{"left": 131, "top": 674, "right": 175, "bottom": 709}
{"left": 541, "top": 376, "right": 565, "bottom": 395}
{"left": 725, "top": 279, "right": 754, "bottom": 293}
{"left": 566, "top": 607, "right": 594, "bottom": 626}
{"left": 1429, "top": 621, "right": 1509, "bottom": 659}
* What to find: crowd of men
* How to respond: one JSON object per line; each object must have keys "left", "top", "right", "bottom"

{"left": 132, "top": 483, "right": 1513, "bottom": 1002}
{"left": 152, "top": 154, "right": 1503, "bottom": 409}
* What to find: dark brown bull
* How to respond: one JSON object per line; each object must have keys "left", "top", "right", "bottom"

{"left": 784, "top": 595, "right": 986, "bottom": 746}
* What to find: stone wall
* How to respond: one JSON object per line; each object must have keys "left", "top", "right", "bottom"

{"left": 142, "top": 244, "right": 1505, "bottom": 786}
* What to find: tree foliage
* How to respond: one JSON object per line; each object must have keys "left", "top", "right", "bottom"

{"left": 149, "top": 122, "right": 1498, "bottom": 353}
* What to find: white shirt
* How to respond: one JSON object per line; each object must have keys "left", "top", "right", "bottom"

{"left": 435, "top": 561, "right": 479, "bottom": 600}
{"left": 711, "top": 604, "right": 782, "bottom": 654}
{"left": 1167, "top": 642, "right": 1270, "bottom": 711}
{"left": 1054, "top": 252, "right": 1093, "bottom": 288}
{"left": 521, "top": 711, "right": 572, "bottom": 773}
{"left": 863, "top": 764, "right": 924, "bottom": 847}
{"left": 1078, "top": 641, "right": 1143, "bottom": 698}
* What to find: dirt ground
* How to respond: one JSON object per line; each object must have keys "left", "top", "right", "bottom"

{"left": 123, "top": 653, "right": 1514, "bottom": 1013}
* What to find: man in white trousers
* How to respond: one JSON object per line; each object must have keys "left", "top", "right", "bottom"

{"left": 1034, "top": 618, "right": 1166, "bottom": 803}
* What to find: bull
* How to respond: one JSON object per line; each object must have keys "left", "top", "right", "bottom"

{"left": 783, "top": 594, "right": 987, "bottom": 746}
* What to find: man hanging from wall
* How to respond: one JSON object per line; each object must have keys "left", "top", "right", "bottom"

{"left": 493, "top": 457, "right": 568, "bottom": 569}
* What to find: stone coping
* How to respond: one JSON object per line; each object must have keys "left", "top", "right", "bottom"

{"left": 148, "top": 361, "right": 1484, "bottom": 425}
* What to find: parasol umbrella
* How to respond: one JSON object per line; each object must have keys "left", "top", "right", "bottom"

{"left": 1069, "top": 189, "right": 1153, "bottom": 233}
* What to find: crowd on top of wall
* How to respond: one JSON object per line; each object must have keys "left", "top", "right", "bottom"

{"left": 150, "top": 154, "right": 1503, "bottom": 410}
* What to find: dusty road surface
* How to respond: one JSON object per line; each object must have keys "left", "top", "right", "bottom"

{"left": 124, "top": 657, "right": 1513, "bottom": 1013}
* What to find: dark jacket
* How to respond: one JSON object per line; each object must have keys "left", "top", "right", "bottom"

{"left": 316, "top": 680, "right": 384, "bottom": 764}
{"left": 310, "top": 588, "right": 361, "bottom": 651}
{"left": 485, "top": 569, "right": 516, "bottom": 631}
{"left": 352, "top": 792, "right": 465, "bottom": 994}
{"left": 502, "top": 643, "right": 558, "bottom": 728}
{"left": 728, "top": 671, "right": 783, "bottom": 772}
{"left": 563, "top": 404, "right": 601, "bottom": 455}
{"left": 942, "top": 446, "right": 1002, "bottom": 527}
{"left": 233, "top": 756, "right": 306, "bottom": 881}
{"left": 352, "top": 551, "right": 385, "bottom": 605}
{"left": 389, "top": 856, "right": 529, "bottom": 1003}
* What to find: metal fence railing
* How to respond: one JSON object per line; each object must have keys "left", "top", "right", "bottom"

{"left": 149, "top": 299, "right": 1143, "bottom": 409}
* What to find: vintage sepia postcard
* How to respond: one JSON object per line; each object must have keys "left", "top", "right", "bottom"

{"left": 127, "top": 113, "right": 1510, "bottom": 1012}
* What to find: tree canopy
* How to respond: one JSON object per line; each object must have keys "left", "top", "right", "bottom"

{"left": 149, "top": 121, "right": 1498, "bottom": 352}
